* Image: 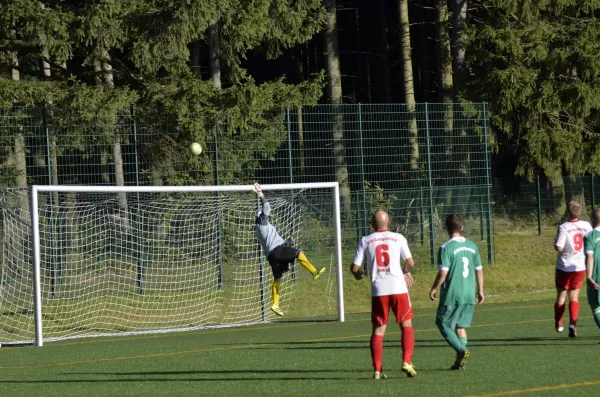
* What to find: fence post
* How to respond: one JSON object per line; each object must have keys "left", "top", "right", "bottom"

{"left": 358, "top": 104, "right": 369, "bottom": 275}
{"left": 131, "top": 104, "right": 145, "bottom": 295}
{"left": 214, "top": 127, "right": 223, "bottom": 289}
{"left": 286, "top": 109, "right": 293, "bottom": 184}
{"left": 424, "top": 103, "right": 435, "bottom": 266}
{"left": 480, "top": 192, "right": 485, "bottom": 241}
{"left": 537, "top": 175, "right": 542, "bottom": 235}
{"left": 42, "top": 106, "right": 57, "bottom": 299}
{"left": 420, "top": 188, "right": 424, "bottom": 246}
{"left": 286, "top": 109, "right": 297, "bottom": 281}
{"left": 482, "top": 102, "right": 494, "bottom": 263}
{"left": 592, "top": 172, "right": 596, "bottom": 210}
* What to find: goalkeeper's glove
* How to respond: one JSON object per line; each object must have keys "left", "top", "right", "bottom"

{"left": 253, "top": 183, "right": 264, "bottom": 198}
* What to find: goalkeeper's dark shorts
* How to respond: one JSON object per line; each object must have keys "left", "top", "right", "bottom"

{"left": 267, "top": 244, "right": 299, "bottom": 280}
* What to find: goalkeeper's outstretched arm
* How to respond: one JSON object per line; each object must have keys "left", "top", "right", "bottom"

{"left": 254, "top": 183, "right": 271, "bottom": 217}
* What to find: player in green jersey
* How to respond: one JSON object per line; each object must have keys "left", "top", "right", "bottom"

{"left": 430, "top": 214, "right": 484, "bottom": 370}
{"left": 584, "top": 208, "right": 600, "bottom": 330}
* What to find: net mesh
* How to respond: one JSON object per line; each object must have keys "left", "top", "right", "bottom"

{"left": 0, "top": 187, "right": 338, "bottom": 344}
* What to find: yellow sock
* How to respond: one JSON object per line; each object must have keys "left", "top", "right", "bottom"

{"left": 272, "top": 281, "right": 281, "bottom": 306}
{"left": 297, "top": 252, "right": 317, "bottom": 274}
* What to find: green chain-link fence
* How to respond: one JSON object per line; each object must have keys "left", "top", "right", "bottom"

{"left": 1, "top": 103, "right": 494, "bottom": 265}
{"left": 493, "top": 175, "right": 600, "bottom": 235}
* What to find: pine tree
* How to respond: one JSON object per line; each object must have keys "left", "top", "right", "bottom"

{"left": 467, "top": 0, "right": 600, "bottom": 214}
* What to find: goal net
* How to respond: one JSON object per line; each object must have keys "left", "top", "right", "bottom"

{"left": 0, "top": 183, "right": 343, "bottom": 346}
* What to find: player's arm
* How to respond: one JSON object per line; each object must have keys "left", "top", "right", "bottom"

{"left": 350, "top": 263, "right": 364, "bottom": 280}
{"left": 350, "top": 238, "right": 366, "bottom": 280}
{"left": 429, "top": 269, "right": 448, "bottom": 301}
{"left": 555, "top": 225, "right": 566, "bottom": 252}
{"left": 403, "top": 257, "right": 415, "bottom": 288}
{"left": 476, "top": 268, "right": 485, "bottom": 304}
{"left": 430, "top": 246, "right": 448, "bottom": 300}
{"left": 253, "top": 183, "right": 271, "bottom": 216}
{"left": 586, "top": 252, "right": 600, "bottom": 290}
{"left": 400, "top": 240, "right": 415, "bottom": 287}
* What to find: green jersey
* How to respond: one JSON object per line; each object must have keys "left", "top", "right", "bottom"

{"left": 584, "top": 228, "right": 600, "bottom": 283}
{"left": 437, "top": 237, "right": 483, "bottom": 305}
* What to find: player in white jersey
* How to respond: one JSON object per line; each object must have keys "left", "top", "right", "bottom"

{"left": 554, "top": 200, "right": 592, "bottom": 337}
{"left": 351, "top": 210, "right": 416, "bottom": 379}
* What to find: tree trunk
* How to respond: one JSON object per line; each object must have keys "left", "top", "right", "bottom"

{"left": 548, "top": 166, "right": 566, "bottom": 218}
{"left": 295, "top": 47, "right": 306, "bottom": 176}
{"left": 190, "top": 39, "right": 202, "bottom": 79}
{"left": 324, "top": 0, "right": 352, "bottom": 215}
{"left": 377, "top": 0, "right": 392, "bottom": 102}
{"left": 98, "top": 48, "right": 129, "bottom": 221}
{"left": 451, "top": 0, "right": 470, "bottom": 181}
{"left": 567, "top": 176, "right": 586, "bottom": 218}
{"left": 398, "top": 0, "right": 420, "bottom": 173}
{"left": 8, "top": 28, "right": 29, "bottom": 212}
{"left": 436, "top": 0, "right": 455, "bottom": 190}
{"left": 451, "top": 0, "right": 467, "bottom": 98}
{"left": 210, "top": 21, "right": 222, "bottom": 90}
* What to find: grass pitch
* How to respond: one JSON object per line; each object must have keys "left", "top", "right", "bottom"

{"left": 1, "top": 299, "right": 599, "bottom": 397}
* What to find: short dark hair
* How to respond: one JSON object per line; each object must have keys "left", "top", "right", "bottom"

{"left": 592, "top": 208, "right": 600, "bottom": 228}
{"left": 445, "top": 214, "right": 463, "bottom": 234}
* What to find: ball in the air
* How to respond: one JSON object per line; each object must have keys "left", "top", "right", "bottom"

{"left": 190, "top": 142, "right": 202, "bottom": 155}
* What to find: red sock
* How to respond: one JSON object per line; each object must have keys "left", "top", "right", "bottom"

{"left": 370, "top": 334, "right": 383, "bottom": 371}
{"left": 554, "top": 303, "right": 565, "bottom": 326}
{"left": 401, "top": 326, "right": 414, "bottom": 364}
{"left": 569, "top": 301, "right": 580, "bottom": 326}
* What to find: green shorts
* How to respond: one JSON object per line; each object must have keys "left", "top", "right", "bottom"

{"left": 436, "top": 303, "right": 475, "bottom": 329}
{"left": 587, "top": 282, "right": 600, "bottom": 307}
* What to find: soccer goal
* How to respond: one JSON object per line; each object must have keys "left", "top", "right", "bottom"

{"left": 0, "top": 183, "right": 343, "bottom": 347}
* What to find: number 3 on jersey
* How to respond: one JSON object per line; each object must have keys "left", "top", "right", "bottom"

{"left": 462, "top": 257, "right": 469, "bottom": 278}
{"left": 375, "top": 244, "right": 390, "bottom": 267}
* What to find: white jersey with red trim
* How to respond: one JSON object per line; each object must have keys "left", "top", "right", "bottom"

{"left": 352, "top": 230, "right": 412, "bottom": 296}
{"left": 555, "top": 220, "right": 592, "bottom": 272}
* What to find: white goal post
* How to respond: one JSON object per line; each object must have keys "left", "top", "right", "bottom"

{"left": 2, "top": 182, "right": 344, "bottom": 347}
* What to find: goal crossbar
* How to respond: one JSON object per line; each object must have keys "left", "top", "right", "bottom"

{"left": 28, "top": 183, "right": 344, "bottom": 347}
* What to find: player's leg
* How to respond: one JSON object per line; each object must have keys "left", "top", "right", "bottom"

{"left": 567, "top": 271, "right": 585, "bottom": 337}
{"left": 371, "top": 295, "right": 389, "bottom": 379}
{"left": 296, "top": 250, "right": 326, "bottom": 280}
{"left": 269, "top": 259, "right": 285, "bottom": 316}
{"left": 568, "top": 288, "right": 581, "bottom": 337}
{"left": 555, "top": 269, "right": 568, "bottom": 332}
{"left": 271, "top": 277, "right": 283, "bottom": 316}
{"left": 452, "top": 305, "right": 474, "bottom": 370}
{"left": 457, "top": 327, "right": 468, "bottom": 349}
{"left": 391, "top": 293, "right": 416, "bottom": 377}
{"left": 436, "top": 305, "right": 464, "bottom": 353}
{"left": 588, "top": 282, "right": 600, "bottom": 329}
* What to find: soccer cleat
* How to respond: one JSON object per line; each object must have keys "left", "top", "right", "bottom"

{"left": 450, "top": 349, "right": 470, "bottom": 370}
{"left": 556, "top": 325, "right": 564, "bottom": 333}
{"left": 271, "top": 304, "right": 284, "bottom": 316}
{"left": 568, "top": 325, "right": 577, "bottom": 338}
{"left": 373, "top": 371, "right": 387, "bottom": 380}
{"left": 312, "top": 267, "right": 327, "bottom": 280}
{"left": 401, "top": 362, "right": 417, "bottom": 377}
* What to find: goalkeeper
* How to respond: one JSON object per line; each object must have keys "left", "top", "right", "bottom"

{"left": 253, "top": 183, "right": 327, "bottom": 316}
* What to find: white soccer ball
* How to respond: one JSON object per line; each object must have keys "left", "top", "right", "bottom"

{"left": 190, "top": 142, "right": 202, "bottom": 155}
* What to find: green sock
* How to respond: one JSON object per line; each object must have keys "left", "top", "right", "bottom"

{"left": 458, "top": 336, "right": 468, "bottom": 349}
{"left": 593, "top": 307, "right": 600, "bottom": 329}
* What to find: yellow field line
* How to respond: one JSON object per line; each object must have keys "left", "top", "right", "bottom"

{"left": 0, "top": 315, "right": 568, "bottom": 370}
{"left": 46, "top": 302, "right": 550, "bottom": 348}
{"left": 470, "top": 380, "right": 600, "bottom": 397}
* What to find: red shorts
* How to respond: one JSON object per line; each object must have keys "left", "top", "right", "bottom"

{"left": 555, "top": 269, "right": 585, "bottom": 290}
{"left": 371, "top": 293, "right": 414, "bottom": 326}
